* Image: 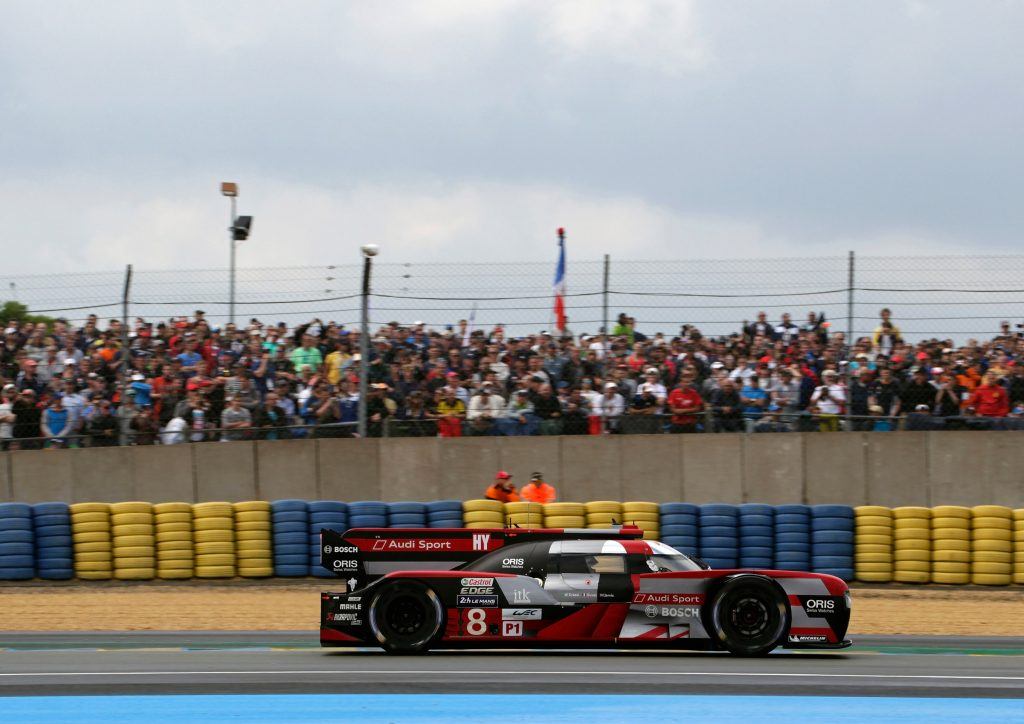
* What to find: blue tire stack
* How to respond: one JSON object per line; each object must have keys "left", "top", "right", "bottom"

{"left": 811, "top": 504, "right": 855, "bottom": 581}
{"left": 738, "top": 503, "right": 774, "bottom": 569}
{"left": 0, "top": 503, "right": 35, "bottom": 580}
{"left": 271, "top": 499, "right": 309, "bottom": 577}
{"left": 348, "top": 501, "right": 388, "bottom": 529}
{"left": 659, "top": 503, "right": 699, "bottom": 557}
{"left": 774, "top": 504, "right": 811, "bottom": 572}
{"left": 388, "top": 502, "right": 427, "bottom": 529}
{"left": 426, "top": 500, "right": 464, "bottom": 528}
{"left": 308, "top": 501, "right": 349, "bottom": 578}
{"left": 32, "top": 502, "right": 73, "bottom": 580}
{"left": 699, "top": 504, "right": 739, "bottom": 569}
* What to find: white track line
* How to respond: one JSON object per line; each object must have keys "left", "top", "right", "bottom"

{"left": 0, "top": 670, "right": 1022, "bottom": 682}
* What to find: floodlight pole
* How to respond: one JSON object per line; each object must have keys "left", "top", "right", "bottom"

{"left": 229, "top": 194, "right": 237, "bottom": 325}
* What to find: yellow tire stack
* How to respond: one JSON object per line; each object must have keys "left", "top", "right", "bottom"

{"left": 154, "top": 502, "right": 193, "bottom": 580}
{"left": 1013, "top": 509, "right": 1024, "bottom": 585}
{"left": 110, "top": 501, "right": 155, "bottom": 580}
{"left": 192, "top": 502, "right": 236, "bottom": 578}
{"left": 622, "top": 501, "right": 660, "bottom": 540}
{"left": 70, "top": 502, "right": 113, "bottom": 580}
{"left": 504, "top": 502, "right": 544, "bottom": 528}
{"left": 971, "top": 505, "right": 1013, "bottom": 586}
{"left": 585, "top": 501, "right": 624, "bottom": 529}
{"left": 892, "top": 506, "right": 930, "bottom": 583}
{"left": 854, "top": 505, "right": 893, "bottom": 583}
{"left": 462, "top": 500, "right": 504, "bottom": 529}
{"left": 234, "top": 501, "right": 273, "bottom": 578}
{"left": 930, "top": 505, "right": 971, "bottom": 585}
{"left": 541, "top": 502, "right": 586, "bottom": 529}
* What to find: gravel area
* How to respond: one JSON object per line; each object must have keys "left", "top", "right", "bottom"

{"left": 0, "top": 582, "right": 1021, "bottom": 635}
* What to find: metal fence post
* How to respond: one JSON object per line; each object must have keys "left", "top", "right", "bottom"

{"left": 602, "top": 253, "right": 610, "bottom": 348}
{"left": 845, "top": 251, "right": 855, "bottom": 431}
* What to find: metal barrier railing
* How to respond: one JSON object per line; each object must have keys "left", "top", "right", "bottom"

{"left": 2, "top": 412, "right": 1020, "bottom": 450}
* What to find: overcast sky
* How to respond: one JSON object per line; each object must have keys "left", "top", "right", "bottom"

{"left": 1, "top": 0, "right": 1022, "bottom": 276}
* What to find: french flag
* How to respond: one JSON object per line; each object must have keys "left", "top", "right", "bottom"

{"left": 553, "top": 227, "right": 567, "bottom": 333}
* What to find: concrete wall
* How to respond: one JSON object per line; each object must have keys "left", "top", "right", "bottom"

{"left": 0, "top": 431, "right": 1021, "bottom": 506}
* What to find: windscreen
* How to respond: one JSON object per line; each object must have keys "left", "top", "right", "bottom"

{"left": 645, "top": 541, "right": 703, "bottom": 572}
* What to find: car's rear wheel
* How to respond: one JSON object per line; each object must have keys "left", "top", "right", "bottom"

{"left": 707, "top": 575, "right": 789, "bottom": 656}
{"left": 369, "top": 581, "right": 443, "bottom": 654}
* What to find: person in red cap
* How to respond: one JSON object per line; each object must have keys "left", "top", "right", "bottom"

{"left": 484, "top": 471, "right": 519, "bottom": 503}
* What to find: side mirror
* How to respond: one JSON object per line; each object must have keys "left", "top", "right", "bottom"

{"left": 691, "top": 556, "right": 711, "bottom": 570}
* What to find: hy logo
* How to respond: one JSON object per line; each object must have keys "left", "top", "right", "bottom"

{"left": 472, "top": 533, "right": 491, "bottom": 551}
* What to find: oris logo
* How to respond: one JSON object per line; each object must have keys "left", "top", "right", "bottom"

{"left": 502, "top": 558, "right": 525, "bottom": 567}
{"left": 804, "top": 598, "right": 835, "bottom": 610}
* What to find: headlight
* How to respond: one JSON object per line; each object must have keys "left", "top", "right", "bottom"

{"left": 844, "top": 591, "right": 852, "bottom": 609}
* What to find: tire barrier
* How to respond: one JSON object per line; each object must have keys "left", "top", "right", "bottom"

{"left": 622, "top": 501, "right": 660, "bottom": 541}
{"left": 154, "top": 502, "right": 194, "bottom": 580}
{"left": 387, "top": 502, "right": 427, "bottom": 529}
{"left": 347, "top": 501, "right": 388, "bottom": 530}
{"left": 699, "top": 504, "right": 738, "bottom": 569}
{"left": 1014, "top": 509, "right": 1024, "bottom": 585}
{"left": 110, "top": 501, "right": 155, "bottom": 580}
{"left": 462, "top": 499, "right": 504, "bottom": 529}
{"left": 659, "top": 503, "right": 698, "bottom": 558}
{"left": 192, "top": 502, "right": 236, "bottom": 579}
{"left": 234, "top": 500, "right": 273, "bottom": 579}
{"left": 542, "top": 502, "right": 586, "bottom": 529}
{"left": 854, "top": 505, "right": 893, "bottom": 583}
{"left": 930, "top": 505, "right": 970, "bottom": 584}
{"left": 8, "top": 498, "right": 1024, "bottom": 585}
{"left": 971, "top": 505, "right": 1013, "bottom": 586}
{"left": 307, "top": 501, "right": 347, "bottom": 579}
{"left": 32, "top": 502, "right": 72, "bottom": 580}
{"left": 773, "top": 504, "right": 811, "bottom": 572}
{"left": 271, "top": 499, "right": 309, "bottom": 577}
{"left": 893, "top": 506, "right": 931, "bottom": 584}
{"left": 585, "top": 501, "right": 623, "bottom": 529}
{"left": 811, "top": 505, "right": 854, "bottom": 582}
{"left": 738, "top": 503, "right": 774, "bottom": 569}
{"left": 70, "top": 502, "right": 112, "bottom": 580}
{"left": 0, "top": 503, "right": 35, "bottom": 580}
{"left": 503, "top": 501, "right": 544, "bottom": 528}
{"left": 426, "top": 500, "right": 464, "bottom": 528}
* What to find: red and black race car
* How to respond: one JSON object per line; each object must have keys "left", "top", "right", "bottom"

{"left": 320, "top": 525, "right": 851, "bottom": 656}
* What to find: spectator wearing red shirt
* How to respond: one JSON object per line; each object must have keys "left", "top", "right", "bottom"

{"left": 967, "top": 370, "right": 1009, "bottom": 418}
{"left": 667, "top": 371, "right": 703, "bottom": 433}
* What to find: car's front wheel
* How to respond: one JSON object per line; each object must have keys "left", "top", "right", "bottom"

{"left": 707, "top": 575, "right": 789, "bottom": 656}
{"left": 368, "top": 581, "right": 443, "bottom": 654}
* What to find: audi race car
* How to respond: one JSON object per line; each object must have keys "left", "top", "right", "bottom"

{"left": 320, "top": 525, "right": 851, "bottom": 656}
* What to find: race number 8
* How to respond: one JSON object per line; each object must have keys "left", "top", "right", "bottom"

{"left": 466, "top": 608, "right": 487, "bottom": 636}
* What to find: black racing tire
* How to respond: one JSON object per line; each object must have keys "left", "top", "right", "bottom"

{"left": 368, "top": 581, "right": 443, "bottom": 654}
{"left": 707, "top": 575, "right": 789, "bottom": 656}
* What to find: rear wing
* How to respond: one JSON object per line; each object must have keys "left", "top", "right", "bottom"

{"left": 320, "top": 525, "right": 643, "bottom": 589}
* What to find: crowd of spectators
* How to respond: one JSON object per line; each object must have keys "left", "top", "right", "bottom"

{"left": 1, "top": 309, "right": 1023, "bottom": 450}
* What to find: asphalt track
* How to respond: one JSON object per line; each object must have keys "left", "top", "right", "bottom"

{"left": 0, "top": 632, "right": 1023, "bottom": 699}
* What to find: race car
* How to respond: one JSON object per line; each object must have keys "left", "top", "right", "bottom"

{"left": 320, "top": 525, "right": 851, "bottom": 656}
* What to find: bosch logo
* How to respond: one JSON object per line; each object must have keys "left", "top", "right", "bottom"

{"left": 660, "top": 606, "right": 700, "bottom": 619}
{"left": 644, "top": 605, "right": 658, "bottom": 618}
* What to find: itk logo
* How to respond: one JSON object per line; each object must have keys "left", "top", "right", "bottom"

{"left": 472, "top": 533, "right": 491, "bottom": 551}
{"left": 512, "top": 588, "right": 531, "bottom": 604}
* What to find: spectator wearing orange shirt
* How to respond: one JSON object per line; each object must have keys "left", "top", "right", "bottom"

{"left": 520, "top": 472, "right": 557, "bottom": 504}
